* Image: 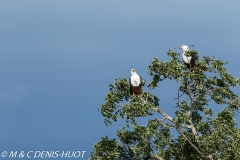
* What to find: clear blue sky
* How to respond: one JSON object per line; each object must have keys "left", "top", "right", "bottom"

{"left": 0, "top": 1, "right": 240, "bottom": 159}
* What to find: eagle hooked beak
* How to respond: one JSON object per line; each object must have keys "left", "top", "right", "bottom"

{"left": 179, "top": 46, "right": 183, "bottom": 49}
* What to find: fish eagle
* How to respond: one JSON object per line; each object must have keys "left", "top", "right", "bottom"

{"left": 129, "top": 69, "right": 141, "bottom": 96}
{"left": 180, "top": 45, "right": 199, "bottom": 72}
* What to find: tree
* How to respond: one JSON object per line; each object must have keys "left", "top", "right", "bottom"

{"left": 88, "top": 49, "right": 240, "bottom": 160}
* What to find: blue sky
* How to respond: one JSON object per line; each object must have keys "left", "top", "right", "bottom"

{"left": 0, "top": 1, "right": 240, "bottom": 159}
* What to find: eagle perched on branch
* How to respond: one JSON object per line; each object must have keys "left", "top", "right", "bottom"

{"left": 180, "top": 45, "right": 199, "bottom": 72}
{"left": 129, "top": 69, "right": 141, "bottom": 96}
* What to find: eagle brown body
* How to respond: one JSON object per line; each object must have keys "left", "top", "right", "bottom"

{"left": 130, "top": 85, "right": 141, "bottom": 96}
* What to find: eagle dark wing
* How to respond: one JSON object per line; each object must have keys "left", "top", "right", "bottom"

{"left": 140, "top": 76, "right": 142, "bottom": 86}
{"left": 189, "top": 55, "right": 199, "bottom": 72}
{"left": 129, "top": 77, "right": 133, "bottom": 95}
{"left": 191, "top": 55, "right": 199, "bottom": 65}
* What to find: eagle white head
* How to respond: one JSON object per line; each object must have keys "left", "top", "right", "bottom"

{"left": 179, "top": 45, "right": 189, "bottom": 52}
{"left": 131, "top": 69, "right": 137, "bottom": 75}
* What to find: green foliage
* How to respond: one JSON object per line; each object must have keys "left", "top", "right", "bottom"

{"left": 89, "top": 49, "right": 240, "bottom": 160}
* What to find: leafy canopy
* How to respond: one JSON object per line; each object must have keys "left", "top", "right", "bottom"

{"left": 89, "top": 49, "right": 240, "bottom": 160}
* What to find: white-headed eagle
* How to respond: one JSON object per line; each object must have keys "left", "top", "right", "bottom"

{"left": 180, "top": 45, "right": 199, "bottom": 72}
{"left": 129, "top": 69, "right": 141, "bottom": 96}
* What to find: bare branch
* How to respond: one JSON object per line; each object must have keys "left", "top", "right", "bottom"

{"left": 156, "top": 108, "right": 191, "bottom": 129}
{"left": 150, "top": 155, "right": 165, "bottom": 160}
{"left": 156, "top": 107, "right": 213, "bottom": 159}
{"left": 175, "top": 126, "right": 213, "bottom": 160}
{"left": 176, "top": 77, "right": 185, "bottom": 84}
{"left": 117, "top": 100, "right": 130, "bottom": 108}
